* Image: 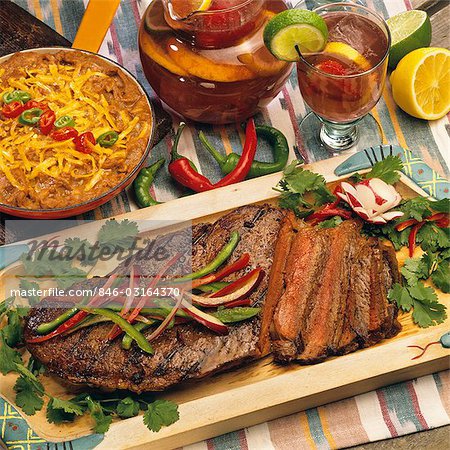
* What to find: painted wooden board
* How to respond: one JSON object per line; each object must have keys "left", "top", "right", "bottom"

{"left": 0, "top": 155, "right": 449, "bottom": 449}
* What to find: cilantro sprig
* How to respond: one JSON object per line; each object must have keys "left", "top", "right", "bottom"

{"left": 0, "top": 309, "right": 179, "bottom": 434}
{"left": 275, "top": 161, "right": 335, "bottom": 218}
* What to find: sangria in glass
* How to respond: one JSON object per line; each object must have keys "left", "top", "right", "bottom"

{"left": 139, "top": 0, "right": 293, "bottom": 124}
{"left": 297, "top": 2, "right": 391, "bottom": 152}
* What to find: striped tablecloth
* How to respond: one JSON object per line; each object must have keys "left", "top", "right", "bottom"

{"left": 1, "top": 0, "right": 449, "bottom": 449}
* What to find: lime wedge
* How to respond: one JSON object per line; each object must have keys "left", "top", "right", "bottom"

{"left": 264, "top": 10, "right": 328, "bottom": 62}
{"left": 387, "top": 10, "right": 432, "bottom": 69}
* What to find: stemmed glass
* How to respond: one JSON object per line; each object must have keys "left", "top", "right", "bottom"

{"left": 296, "top": 2, "right": 391, "bottom": 153}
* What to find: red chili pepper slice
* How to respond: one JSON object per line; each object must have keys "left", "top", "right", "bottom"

{"left": 408, "top": 222, "right": 425, "bottom": 257}
{"left": 307, "top": 205, "right": 353, "bottom": 225}
{"left": 2, "top": 101, "right": 25, "bottom": 119}
{"left": 50, "top": 126, "right": 79, "bottom": 142}
{"left": 73, "top": 131, "right": 96, "bottom": 154}
{"left": 39, "top": 109, "right": 56, "bottom": 135}
{"left": 23, "top": 100, "right": 49, "bottom": 111}
{"left": 395, "top": 219, "right": 418, "bottom": 232}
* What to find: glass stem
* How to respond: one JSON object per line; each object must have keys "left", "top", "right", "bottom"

{"left": 319, "top": 117, "right": 360, "bottom": 151}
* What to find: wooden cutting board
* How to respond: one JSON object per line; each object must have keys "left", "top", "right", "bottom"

{"left": 0, "top": 155, "right": 448, "bottom": 449}
{"left": 0, "top": 0, "right": 171, "bottom": 149}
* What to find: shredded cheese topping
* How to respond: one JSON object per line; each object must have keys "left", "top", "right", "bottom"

{"left": 0, "top": 57, "right": 150, "bottom": 206}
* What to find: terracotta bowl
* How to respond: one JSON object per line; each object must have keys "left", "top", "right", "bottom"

{"left": 0, "top": 47, "right": 155, "bottom": 219}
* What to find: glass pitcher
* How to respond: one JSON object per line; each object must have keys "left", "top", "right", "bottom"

{"left": 139, "top": 0, "right": 293, "bottom": 124}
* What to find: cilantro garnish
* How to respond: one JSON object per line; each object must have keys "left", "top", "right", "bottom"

{"left": 275, "top": 161, "right": 335, "bottom": 217}
{"left": 363, "top": 155, "right": 404, "bottom": 185}
{"left": 98, "top": 219, "right": 139, "bottom": 250}
{"left": 143, "top": 399, "right": 180, "bottom": 433}
{"left": 0, "top": 309, "right": 179, "bottom": 433}
{"left": 388, "top": 282, "right": 446, "bottom": 328}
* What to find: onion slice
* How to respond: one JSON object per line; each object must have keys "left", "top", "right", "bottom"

{"left": 147, "top": 293, "right": 184, "bottom": 342}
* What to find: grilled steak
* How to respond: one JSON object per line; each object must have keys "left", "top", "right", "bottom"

{"left": 25, "top": 205, "right": 289, "bottom": 392}
{"left": 272, "top": 220, "right": 401, "bottom": 363}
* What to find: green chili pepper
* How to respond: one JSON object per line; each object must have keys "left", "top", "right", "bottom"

{"left": 3, "top": 90, "right": 31, "bottom": 104}
{"left": 54, "top": 115, "right": 75, "bottom": 129}
{"left": 79, "top": 307, "right": 154, "bottom": 354}
{"left": 175, "top": 231, "right": 240, "bottom": 282}
{"left": 196, "top": 281, "right": 230, "bottom": 293}
{"left": 133, "top": 158, "right": 165, "bottom": 208}
{"left": 97, "top": 131, "right": 119, "bottom": 148}
{"left": 19, "top": 108, "right": 43, "bottom": 126}
{"left": 35, "top": 307, "right": 78, "bottom": 335}
{"left": 211, "top": 307, "right": 261, "bottom": 324}
{"left": 199, "top": 125, "right": 290, "bottom": 178}
{"left": 122, "top": 321, "right": 155, "bottom": 350}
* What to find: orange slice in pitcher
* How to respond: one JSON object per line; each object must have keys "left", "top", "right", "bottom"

{"left": 238, "top": 47, "right": 288, "bottom": 77}
{"left": 166, "top": 37, "right": 254, "bottom": 82}
{"left": 140, "top": 34, "right": 188, "bottom": 77}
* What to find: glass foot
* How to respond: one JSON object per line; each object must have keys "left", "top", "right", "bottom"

{"left": 299, "top": 112, "right": 383, "bottom": 157}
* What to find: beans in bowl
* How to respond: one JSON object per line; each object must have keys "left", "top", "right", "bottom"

{"left": 0, "top": 51, "right": 152, "bottom": 210}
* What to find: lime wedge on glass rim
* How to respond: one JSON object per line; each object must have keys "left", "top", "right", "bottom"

{"left": 387, "top": 10, "right": 432, "bottom": 69}
{"left": 264, "top": 10, "right": 328, "bottom": 62}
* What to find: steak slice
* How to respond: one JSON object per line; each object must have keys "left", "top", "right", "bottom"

{"left": 25, "top": 205, "right": 287, "bottom": 392}
{"left": 272, "top": 220, "right": 402, "bottom": 364}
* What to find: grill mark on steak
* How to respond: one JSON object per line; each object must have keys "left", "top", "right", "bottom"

{"left": 25, "top": 205, "right": 287, "bottom": 392}
{"left": 272, "top": 220, "right": 402, "bottom": 364}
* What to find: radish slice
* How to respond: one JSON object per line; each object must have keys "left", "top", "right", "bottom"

{"left": 181, "top": 300, "right": 229, "bottom": 335}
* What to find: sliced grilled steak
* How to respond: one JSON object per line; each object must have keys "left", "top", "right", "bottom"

{"left": 272, "top": 220, "right": 402, "bottom": 364}
{"left": 25, "top": 205, "right": 288, "bottom": 393}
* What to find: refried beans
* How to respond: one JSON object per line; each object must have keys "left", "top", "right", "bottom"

{"left": 0, "top": 51, "right": 152, "bottom": 210}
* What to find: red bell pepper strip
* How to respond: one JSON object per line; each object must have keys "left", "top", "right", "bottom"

{"left": 395, "top": 219, "right": 418, "bottom": 232}
{"left": 108, "top": 253, "right": 184, "bottom": 341}
{"left": 191, "top": 253, "right": 251, "bottom": 289}
{"left": 168, "top": 123, "right": 215, "bottom": 192}
{"left": 39, "top": 109, "right": 56, "bottom": 135}
{"left": 307, "top": 205, "right": 353, "bottom": 225}
{"left": 74, "top": 131, "right": 96, "bottom": 154}
{"left": 408, "top": 222, "right": 425, "bottom": 257}
{"left": 50, "top": 127, "right": 79, "bottom": 141}
{"left": 211, "top": 267, "right": 264, "bottom": 298}
{"left": 26, "top": 274, "right": 119, "bottom": 343}
{"left": 2, "top": 101, "right": 24, "bottom": 118}
{"left": 214, "top": 119, "right": 257, "bottom": 188}
{"left": 107, "top": 266, "right": 139, "bottom": 340}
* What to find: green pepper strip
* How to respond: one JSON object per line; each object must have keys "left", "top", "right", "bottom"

{"left": 122, "top": 321, "right": 154, "bottom": 350}
{"left": 97, "top": 131, "right": 119, "bottom": 148}
{"left": 196, "top": 281, "right": 230, "bottom": 293}
{"left": 36, "top": 307, "right": 79, "bottom": 335}
{"left": 19, "top": 108, "right": 43, "bottom": 126}
{"left": 199, "top": 125, "right": 290, "bottom": 179}
{"left": 175, "top": 231, "right": 240, "bottom": 283}
{"left": 211, "top": 307, "right": 261, "bottom": 324}
{"left": 79, "top": 307, "right": 154, "bottom": 354}
{"left": 133, "top": 158, "right": 165, "bottom": 208}
{"left": 54, "top": 115, "right": 75, "bottom": 128}
{"left": 3, "top": 90, "right": 31, "bottom": 104}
